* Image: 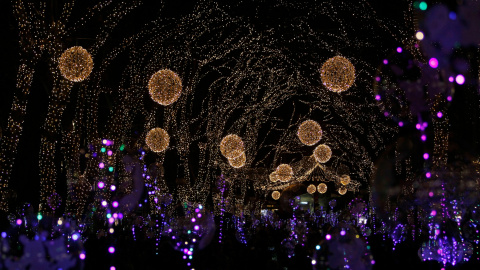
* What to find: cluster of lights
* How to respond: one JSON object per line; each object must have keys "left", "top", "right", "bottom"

{"left": 148, "top": 69, "right": 183, "bottom": 106}
{"left": 313, "top": 144, "right": 332, "bottom": 163}
{"left": 320, "top": 56, "right": 356, "bottom": 93}
{"left": 275, "top": 164, "right": 294, "bottom": 182}
{"left": 297, "top": 120, "right": 322, "bottom": 146}
{"left": 58, "top": 46, "right": 94, "bottom": 82}
{"left": 146, "top": 128, "right": 170, "bottom": 153}
{"left": 220, "top": 134, "right": 246, "bottom": 168}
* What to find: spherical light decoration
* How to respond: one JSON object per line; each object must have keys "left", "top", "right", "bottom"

{"left": 313, "top": 144, "right": 332, "bottom": 163}
{"left": 338, "top": 186, "right": 347, "bottom": 195}
{"left": 228, "top": 152, "right": 246, "bottom": 168}
{"left": 307, "top": 184, "right": 316, "bottom": 194}
{"left": 297, "top": 120, "right": 323, "bottom": 146}
{"left": 145, "top": 128, "right": 170, "bottom": 153}
{"left": 340, "top": 175, "right": 351, "bottom": 185}
{"left": 148, "top": 69, "right": 182, "bottom": 106}
{"left": 317, "top": 183, "right": 327, "bottom": 194}
{"left": 272, "top": 191, "right": 281, "bottom": 200}
{"left": 269, "top": 171, "right": 279, "bottom": 182}
{"left": 275, "top": 164, "right": 293, "bottom": 182}
{"left": 220, "top": 134, "right": 245, "bottom": 159}
{"left": 58, "top": 46, "right": 93, "bottom": 82}
{"left": 320, "top": 56, "right": 355, "bottom": 93}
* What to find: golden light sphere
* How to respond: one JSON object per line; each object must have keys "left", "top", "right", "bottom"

{"left": 148, "top": 69, "right": 182, "bottom": 106}
{"left": 317, "top": 183, "right": 327, "bottom": 194}
{"left": 338, "top": 186, "right": 347, "bottom": 195}
{"left": 320, "top": 56, "right": 355, "bottom": 93}
{"left": 276, "top": 164, "right": 293, "bottom": 182}
{"left": 145, "top": 128, "right": 170, "bottom": 153}
{"left": 269, "top": 171, "right": 279, "bottom": 182}
{"left": 340, "top": 175, "right": 351, "bottom": 185}
{"left": 220, "top": 134, "right": 245, "bottom": 159}
{"left": 297, "top": 120, "right": 323, "bottom": 146}
{"left": 228, "top": 152, "right": 246, "bottom": 168}
{"left": 58, "top": 46, "right": 93, "bottom": 82}
{"left": 272, "top": 191, "right": 281, "bottom": 200}
{"left": 313, "top": 144, "right": 332, "bottom": 163}
{"left": 307, "top": 184, "right": 316, "bottom": 194}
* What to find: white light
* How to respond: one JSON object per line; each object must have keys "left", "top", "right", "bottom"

{"left": 415, "top": 31, "right": 424, "bottom": 40}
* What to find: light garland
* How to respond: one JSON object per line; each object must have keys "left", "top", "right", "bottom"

{"left": 148, "top": 69, "right": 182, "bottom": 106}
{"left": 317, "top": 183, "right": 327, "bottom": 194}
{"left": 272, "top": 191, "right": 281, "bottom": 200}
{"left": 340, "top": 175, "right": 351, "bottom": 185}
{"left": 307, "top": 184, "right": 316, "bottom": 194}
{"left": 58, "top": 46, "right": 94, "bottom": 82}
{"left": 338, "top": 186, "right": 347, "bottom": 195}
{"left": 313, "top": 144, "right": 332, "bottom": 163}
{"left": 228, "top": 152, "right": 246, "bottom": 168}
{"left": 220, "top": 134, "right": 244, "bottom": 159}
{"left": 146, "top": 128, "right": 170, "bottom": 153}
{"left": 297, "top": 120, "right": 323, "bottom": 146}
{"left": 269, "top": 171, "right": 278, "bottom": 182}
{"left": 320, "top": 56, "right": 355, "bottom": 93}
{"left": 275, "top": 164, "right": 293, "bottom": 182}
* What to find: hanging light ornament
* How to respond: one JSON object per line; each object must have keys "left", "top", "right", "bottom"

{"left": 317, "top": 183, "right": 327, "bottom": 194}
{"left": 58, "top": 46, "right": 93, "bottom": 82}
{"left": 269, "top": 171, "right": 279, "bottom": 182}
{"left": 220, "top": 134, "right": 244, "bottom": 159}
{"left": 297, "top": 120, "right": 323, "bottom": 146}
{"left": 272, "top": 191, "right": 281, "bottom": 200}
{"left": 148, "top": 69, "right": 182, "bottom": 106}
{"left": 228, "top": 152, "right": 246, "bottom": 168}
{"left": 338, "top": 186, "right": 347, "bottom": 195}
{"left": 320, "top": 56, "right": 355, "bottom": 93}
{"left": 313, "top": 144, "right": 332, "bottom": 163}
{"left": 145, "top": 128, "right": 170, "bottom": 153}
{"left": 307, "top": 184, "right": 316, "bottom": 194}
{"left": 340, "top": 175, "right": 351, "bottom": 185}
{"left": 276, "top": 164, "right": 293, "bottom": 182}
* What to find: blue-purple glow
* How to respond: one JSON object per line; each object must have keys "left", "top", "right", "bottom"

{"left": 428, "top": 58, "right": 438, "bottom": 68}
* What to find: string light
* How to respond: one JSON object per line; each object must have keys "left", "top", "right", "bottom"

{"left": 317, "top": 183, "right": 327, "bottom": 194}
{"left": 228, "top": 152, "right": 246, "bottom": 168}
{"left": 338, "top": 186, "right": 347, "bottom": 195}
{"left": 148, "top": 69, "right": 182, "bottom": 106}
{"left": 269, "top": 172, "right": 279, "bottom": 182}
{"left": 146, "top": 128, "right": 170, "bottom": 153}
{"left": 307, "top": 184, "right": 316, "bottom": 194}
{"left": 340, "top": 175, "right": 351, "bottom": 185}
{"left": 220, "top": 134, "right": 244, "bottom": 159}
{"left": 320, "top": 56, "right": 355, "bottom": 93}
{"left": 297, "top": 120, "right": 323, "bottom": 146}
{"left": 272, "top": 191, "right": 281, "bottom": 200}
{"left": 313, "top": 144, "right": 332, "bottom": 163}
{"left": 275, "top": 164, "right": 293, "bottom": 182}
{"left": 58, "top": 46, "right": 94, "bottom": 82}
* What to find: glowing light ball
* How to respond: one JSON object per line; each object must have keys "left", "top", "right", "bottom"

{"left": 228, "top": 152, "right": 246, "bottom": 168}
{"left": 275, "top": 164, "right": 293, "bottom": 182}
{"left": 148, "top": 69, "right": 182, "bottom": 106}
{"left": 415, "top": 31, "right": 424, "bottom": 40}
{"left": 321, "top": 56, "right": 355, "bottom": 93}
{"left": 297, "top": 120, "right": 323, "bottom": 146}
{"left": 307, "top": 184, "right": 316, "bottom": 194}
{"left": 146, "top": 128, "right": 170, "bottom": 153}
{"left": 220, "top": 134, "right": 244, "bottom": 159}
{"left": 272, "top": 191, "right": 281, "bottom": 200}
{"left": 340, "top": 175, "right": 350, "bottom": 185}
{"left": 317, "top": 183, "right": 327, "bottom": 194}
{"left": 455, "top": 74, "right": 465, "bottom": 85}
{"left": 313, "top": 144, "right": 332, "bottom": 163}
{"left": 269, "top": 171, "right": 278, "bottom": 182}
{"left": 58, "top": 46, "right": 93, "bottom": 82}
{"left": 338, "top": 186, "right": 347, "bottom": 195}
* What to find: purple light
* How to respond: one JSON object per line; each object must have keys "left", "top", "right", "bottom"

{"left": 326, "top": 234, "right": 332, "bottom": 240}
{"left": 448, "top": 76, "right": 454, "bottom": 82}
{"left": 421, "top": 135, "right": 427, "bottom": 141}
{"left": 426, "top": 172, "right": 431, "bottom": 178}
{"left": 108, "top": 217, "right": 114, "bottom": 224}
{"left": 428, "top": 58, "right": 438, "bottom": 68}
{"left": 431, "top": 210, "right": 436, "bottom": 216}
{"left": 72, "top": 233, "right": 80, "bottom": 241}
{"left": 118, "top": 213, "right": 123, "bottom": 219}
{"left": 98, "top": 182, "right": 105, "bottom": 189}
{"left": 112, "top": 201, "right": 119, "bottom": 208}
{"left": 108, "top": 247, "right": 115, "bottom": 254}
{"left": 423, "top": 153, "right": 429, "bottom": 160}
{"left": 340, "top": 230, "right": 346, "bottom": 236}
{"left": 194, "top": 225, "right": 200, "bottom": 231}
{"left": 447, "top": 96, "right": 452, "bottom": 102}
{"left": 383, "top": 59, "right": 388, "bottom": 65}
{"left": 110, "top": 185, "right": 116, "bottom": 191}
{"left": 1, "top": 232, "right": 6, "bottom": 238}
{"left": 16, "top": 219, "right": 22, "bottom": 226}
{"left": 107, "top": 150, "right": 113, "bottom": 156}
{"left": 197, "top": 213, "right": 202, "bottom": 218}
{"left": 113, "top": 213, "right": 118, "bottom": 218}
{"left": 191, "top": 218, "right": 196, "bottom": 223}
{"left": 101, "top": 201, "right": 107, "bottom": 207}
{"left": 437, "top": 111, "right": 443, "bottom": 118}
{"left": 99, "top": 162, "right": 105, "bottom": 169}
{"left": 449, "top": 11, "right": 456, "bottom": 20}
{"left": 455, "top": 74, "right": 465, "bottom": 85}
{"left": 398, "top": 121, "right": 404, "bottom": 127}
{"left": 110, "top": 267, "right": 116, "bottom": 270}
{"left": 396, "top": 47, "right": 402, "bottom": 53}
{"left": 79, "top": 253, "right": 86, "bottom": 260}
{"left": 375, "top": 95, "right": 381, "bottom": 101}
{"left": 195, "top": 208, "right": 200, "bottom": 213}
{"left": 415, "top": 123, "right": 421, "bottom": 130}
{"left": 371, "top": 260, "right": 376, "bottom": 265}
{"left": 429, "top": 191, "right": 434, "bottom": 197}
{"left": 375, "top": 76, "right": 381, "bottom": 82}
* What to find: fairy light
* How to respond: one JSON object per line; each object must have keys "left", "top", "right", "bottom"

{"left": 320, "top": 56, "right": 355, "bottom": 93}
{"left": 220, "top": 134, "right": 244, "bottom": 159}
{"left": 228, "top": 152, "right": 246, "bottom": 168}
{"left": 340, "top": 175, "right": 351, "bottom": 185}
{"left": 272, "top": 191, "right": 281, "bottom": 200}
{"left": 297, "top": 120, "right": 322, "bottom": 146}
{"left": 146, "top": 128, "right": 170, "bottom": 153}
{"left": 338, "top": 186, "right": 347, "bottom": 195}
{"left": 307, "top": 184, "right": 316, "bottom": 194}
{"left": 269, "top": 171, "right": 279, "bottom": 182}
{"left": 317, "top": 183, "right": 327, "bottom": 194}
{"left": 148, "top": 69, "right": 182, "bottom": 106}
{"left": 313, "top": 144, "right": 332, "bottom": 163}
{"left": 275, "top": 164, "right": 293, "bottom": 182}
{"left": 58, "top": 46, "right": 94, "bottom": 82}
